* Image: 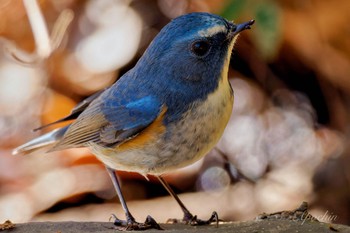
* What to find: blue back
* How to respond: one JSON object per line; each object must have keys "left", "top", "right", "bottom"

{"left": 102, "top": 13, "right": 233, "bottom": 124}
{"left": 51, "top": 12, "right": 237, "bottom": 149}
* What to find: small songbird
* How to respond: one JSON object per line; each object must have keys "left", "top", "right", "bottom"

{"left": 13, "top": 12, "right": 254, "bottom": 230}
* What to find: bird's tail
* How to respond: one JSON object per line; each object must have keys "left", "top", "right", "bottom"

{"left": 12, "top": 126, "right": 69, "bottom": 156}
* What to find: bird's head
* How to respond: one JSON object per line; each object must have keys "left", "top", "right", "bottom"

{"left": 136, "top": 12, "right": 254, "bottom": 101}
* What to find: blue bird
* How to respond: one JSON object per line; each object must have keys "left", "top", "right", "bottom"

{"left": 13, "top": 12, "right": 254, "bottom": 230}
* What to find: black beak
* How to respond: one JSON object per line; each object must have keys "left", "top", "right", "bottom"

{"left": 235, "top": 19, "right": 255, "bottom": 33}
{"left": 228, "top": 19, "right": 255, "bottom": 38}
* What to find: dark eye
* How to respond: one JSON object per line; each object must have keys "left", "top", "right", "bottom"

{"left": 190, "top": 40, "right": 211, "bottom": 57}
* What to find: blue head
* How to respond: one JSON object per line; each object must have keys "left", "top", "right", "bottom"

{"left": 129, "top": 13, "right": 254, "bottom": 120}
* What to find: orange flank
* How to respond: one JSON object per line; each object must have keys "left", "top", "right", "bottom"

{"left": 117, "top": 106, "right": 167, "bottom": 151}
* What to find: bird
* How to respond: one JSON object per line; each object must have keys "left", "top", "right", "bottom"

{"left": 13, "top": 12, "right": 254, "bottom": 230}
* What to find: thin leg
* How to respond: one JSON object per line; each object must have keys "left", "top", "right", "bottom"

{"left": 106, "top": 167, "right": 135, "bottom": 223}
{"left": 106, "top": 167, "right": 162, "bottom": 230}
{"left": 157, "top": 176, "right": 219, "bottom": 226}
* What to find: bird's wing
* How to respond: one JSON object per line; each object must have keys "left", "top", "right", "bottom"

{"left": 52, "top": 95, "right": 165, "bottom": 150}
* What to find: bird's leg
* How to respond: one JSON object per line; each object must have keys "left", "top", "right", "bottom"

{"left": 106, "top": 167, "right": 162, "bottom": 230}
{"left": 157, "top": 176, "right": 220, "bottom": 226}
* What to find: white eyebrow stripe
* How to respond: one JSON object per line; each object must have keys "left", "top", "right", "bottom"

{"left": 198, "top": 25, "right": 227, "bottom": 37}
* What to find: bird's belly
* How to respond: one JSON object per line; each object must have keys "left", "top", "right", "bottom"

{"left": 90, "top": 82, "right": 233, "bottom": 175}
{"left": 153, "top": 84, "right": 233, "bottom": 174}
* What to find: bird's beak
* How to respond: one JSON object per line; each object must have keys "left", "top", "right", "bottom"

{"left": 235, "top": 20, "right": 255, "bottom": 33}
{"left": 228, "top": 19, "right": 255, "bottom": 38}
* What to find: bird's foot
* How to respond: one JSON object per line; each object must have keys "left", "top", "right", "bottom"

{"left": 167, "top": 211, "right": 220, "bottom": 227}
{"left": 111, "top": 214, "right": 163, "bottom": 231}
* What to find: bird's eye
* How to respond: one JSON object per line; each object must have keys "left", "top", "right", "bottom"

{"left": 190, "top": 40, "right": 211, "bottom": 57}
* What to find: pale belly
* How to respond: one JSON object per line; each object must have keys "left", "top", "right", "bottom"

{"left": 90, "top": 81, "right": 233, "bottom": 175}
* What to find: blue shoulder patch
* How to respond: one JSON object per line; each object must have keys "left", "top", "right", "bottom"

{"left": 100, "top": 95, "right": 162, "bottom": 145}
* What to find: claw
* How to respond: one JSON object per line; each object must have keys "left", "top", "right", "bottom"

{"left": 110, "top": 214, "right": 124, "bottom": 227}
{"left": 167, "top": 211, "right": 221, "bottom": 227}
{"left": 157, "top": 176, "right": 221, "bottom": 228}
{"left": 189, "top": 211, "right": 220, "bottom": 227}
{"left": 144, "top": 215, "right": 163, "bottom": 230}
{"left": 110, "top": 214, "right": 163, "bottom": 231}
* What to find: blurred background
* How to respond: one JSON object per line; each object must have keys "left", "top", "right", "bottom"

{"left": 0, "top": 0, "right": 349, "bottom": 225}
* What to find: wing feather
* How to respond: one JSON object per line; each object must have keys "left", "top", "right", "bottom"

{"left": 52, "top": 94, "right": 164, "bottom": 151}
